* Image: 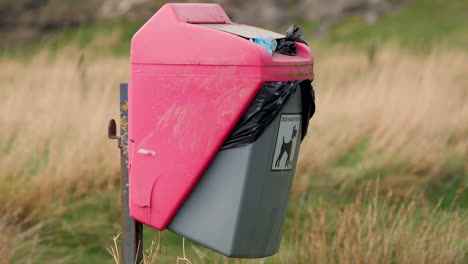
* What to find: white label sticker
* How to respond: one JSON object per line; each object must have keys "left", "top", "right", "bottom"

{"left": 272, "top": 114, "right": 301, "bottom": 170}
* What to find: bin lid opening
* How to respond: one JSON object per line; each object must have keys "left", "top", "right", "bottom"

{"left": 197, "top": 24, "right": 285, "bottom": 39}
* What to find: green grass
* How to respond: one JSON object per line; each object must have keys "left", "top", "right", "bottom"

{"left": 36, "top": 191, "right": 121, "bottom": 263}
{"left": 426, "top": 156, "right": 468, "bottom": 209}
{"left": 326, "top": 0, "right": 468, "bottom": 50}
{"left": 31, "top": 189, "right": 201, "bottom": 263}
{"left": 39, "top": 161, "right": 463, "bottom": 263}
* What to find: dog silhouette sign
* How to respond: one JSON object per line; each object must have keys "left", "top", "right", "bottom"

{"left": 272, "top": 114, "right": 301, "bottom": 170}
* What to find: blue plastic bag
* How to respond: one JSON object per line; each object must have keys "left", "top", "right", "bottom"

{"left": 253, "top": 36, "right": 278, "bottom": 55}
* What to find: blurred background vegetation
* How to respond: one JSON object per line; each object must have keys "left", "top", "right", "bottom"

{"left": 0, "top": 0, "right": 467, "bottom": 263}
{"left": 2, "top": 0, "right": 468, "bottom": 58}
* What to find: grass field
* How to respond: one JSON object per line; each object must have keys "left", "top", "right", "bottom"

{"left": 1, "top": 46, "right": 467, "bottom": 263}
{"left": 1, "top": 0, "right": 467, "bottom": 263}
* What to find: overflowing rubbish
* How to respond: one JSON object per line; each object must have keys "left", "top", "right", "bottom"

{"left": 275, "top": 24, "right": 308, "bottom": 56}
{"left": 253, "top": 36, "right": 278, "bottom": 55}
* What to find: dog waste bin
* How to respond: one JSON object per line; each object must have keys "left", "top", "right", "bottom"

{"left": 128, "top": 3, "right": 315, "bottom": 258}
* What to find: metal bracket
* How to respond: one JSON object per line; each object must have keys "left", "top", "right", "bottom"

{"left": 108, "top": 119, "right": 122, "bottom": 148}
{"left": 108, "top": 119, "right": 119, "bottom": 139}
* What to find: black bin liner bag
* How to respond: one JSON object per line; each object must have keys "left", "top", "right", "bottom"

{"left": 222, "top": 79, "right": 315, "bottom": 149}
{"left": 275, "top": 24, "right": 308, "bottom": 56}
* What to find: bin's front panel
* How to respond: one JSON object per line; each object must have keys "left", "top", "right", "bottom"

{"left": 129, "top": 64, "right": 264, "bottom": 230}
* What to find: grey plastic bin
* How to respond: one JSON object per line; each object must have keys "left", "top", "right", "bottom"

{"left": 168, "top": 87, "right": 303, "bottom": 258}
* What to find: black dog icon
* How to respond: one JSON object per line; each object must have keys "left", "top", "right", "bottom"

{"left": 275, "top": 125, "right": 298, "bottom": 168}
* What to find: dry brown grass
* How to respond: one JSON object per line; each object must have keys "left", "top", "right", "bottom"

{"left": 0, "top": 215, "right": 42, "bottom": 264}
{"left": 279, "top": 188, "right": 467, "bottom": 264}
{"left": 0, "top": 51, "right": 126, "bottom": 262}
{"left": 295, "top": 47, "right": 468, "bottom": 197}
{"left": 188, "top": 184, "right": 467, "bottom": 264}
{"left": 0, "top": 47, "right": 467, "bottom": 263}
{"left": 0, "top": 52, "right": 125, "bottom": 222}
{"left": 108, "top": 232, "right": 162, "bottom": 264}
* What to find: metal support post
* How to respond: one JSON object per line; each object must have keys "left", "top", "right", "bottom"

{"left": 108, "top": 83, "right": 144, "bottom": 264}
